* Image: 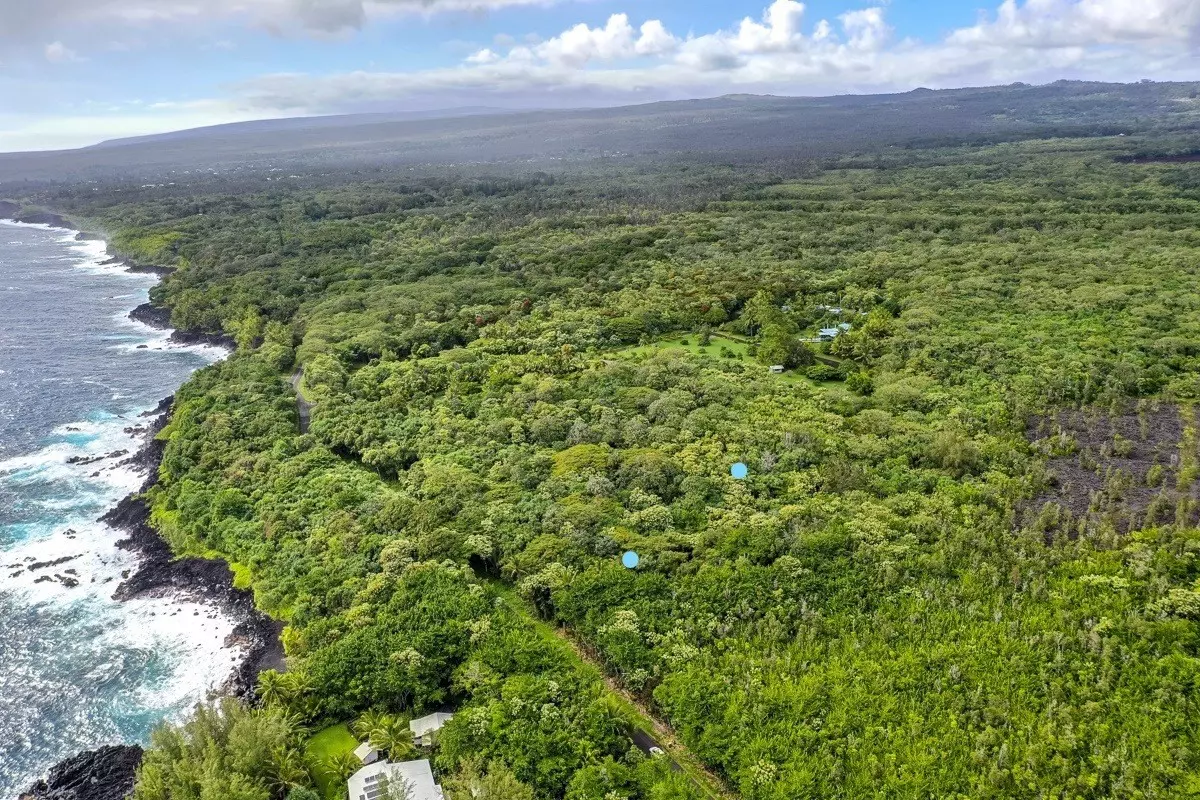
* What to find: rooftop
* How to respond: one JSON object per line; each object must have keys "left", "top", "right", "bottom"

{"left": 410, "top": 712, "right": 454, "bottom": 738}
{"left": 349, "top": 759, "right": 443, "bottom": 800}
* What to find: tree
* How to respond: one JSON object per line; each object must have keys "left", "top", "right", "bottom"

{"left": 377, "top": 773, "right": 414, "bottom": 800}
{"left": 444, "top": 758, "right": 535, "bottom": 800}
{"left": 256, "top": 670, "right": 288, "bottom": 708}
{"left": 286, "top": 789, "right": 322, "bottom": 800}
{"left": 266, "top": 747, "right": 310, "bottom": 795}
{"left": 324, "top": 751, "right": 363, "bottom": 783}
{"left": 132, "top": 700, "right": 299, "bottom": 800}
{"left": 352, "top": 710, "right": 391, "bottom": 742}
{"left": 371, "top": 718, "right": 417, "bottom": 762}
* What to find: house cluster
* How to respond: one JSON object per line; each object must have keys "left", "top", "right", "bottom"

{"left": 818, "top": 322, "right": 853, "bottom": 342}
{"left": 348, "top": 713, "right": 454, "bottom": 800}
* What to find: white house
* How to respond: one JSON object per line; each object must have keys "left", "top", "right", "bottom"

{"left": 348, "top": 758, "right": 444, "bottom": 800}
{"left": 409, "top": 712, "right": 454, "bottom": 746}
{"left": 354, "top": 742, "right": 381, "bottom": 765}
{"left": 769, "top": 365, "right": 785, "bottom": 374}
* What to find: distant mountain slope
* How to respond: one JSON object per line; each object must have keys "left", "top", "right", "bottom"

{"left": 84, "top": 107, "right": 518, "bottom": 150}
{"left": 2, "top": 81, "right": 1198, "bottom": 184}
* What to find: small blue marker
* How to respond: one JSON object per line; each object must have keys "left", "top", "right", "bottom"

{"left": 731, "top": 462, "right": 749, "bottom": 480}
{"left": 622, "top": 551, "right": 640, "bottom": 569}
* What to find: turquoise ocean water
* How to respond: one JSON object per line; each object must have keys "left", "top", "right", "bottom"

{"left": 0, "top": 221, "right": 238, "bottom": 797}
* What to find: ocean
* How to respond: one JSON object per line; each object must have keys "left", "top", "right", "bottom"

{"left": 0, "top": 221, "right": 239, "bottom": 798}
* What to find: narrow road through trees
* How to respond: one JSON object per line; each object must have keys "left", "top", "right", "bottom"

{"left": 290, "top": 368, "right": 312, "bottom": 433}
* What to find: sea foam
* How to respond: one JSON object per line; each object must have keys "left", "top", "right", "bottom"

{"left": 0, "top": 219, "right": 238, "bottom": 798}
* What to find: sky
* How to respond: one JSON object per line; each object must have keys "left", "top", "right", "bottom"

{"left": 0, "top": 0, "right": 1197, "bottom": 152}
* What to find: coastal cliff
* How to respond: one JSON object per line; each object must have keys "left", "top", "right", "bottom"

{"left": 10, "top": 219, "right": 282, "bottom": 800}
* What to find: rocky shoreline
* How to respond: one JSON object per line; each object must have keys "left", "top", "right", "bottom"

{"left": 17, "top": 747, "right": 144, "bottom": 800}
{"left": 4, "top": 206, "right": 283, "bottom": 800}
{"left": 128, "top": 303, "right": 236, "bottom": 350}
{"left": 102, "top": 397, "right": 285, "bottom": 702}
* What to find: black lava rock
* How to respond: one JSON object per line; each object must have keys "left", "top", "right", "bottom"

{"left": 19, "top": 744, "right": 143, "bottom": 800}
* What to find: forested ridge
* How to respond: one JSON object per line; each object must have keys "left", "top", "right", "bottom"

{"left": 10, "top": 82, "right": 1200, "bottom": 799}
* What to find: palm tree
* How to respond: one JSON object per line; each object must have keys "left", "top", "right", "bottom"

{"left": 351, "top": 710, "right": 390, "bottom": 742}
{"left": 370, "top": 718, "right": 416, "bottom": 762}
{"left": 277, "top": 710, "right": 312, "bottom": 741}
{"left": 282, "top": 672, "right": 312, "bottom": 701}
{"left": 324, "top": 751, "right": 362, "bottom": 783}
{"left": 256, "top": 670, "right": 288, "bottom": 708}
{"left": 266, "top": 746, "right": 309, "bottom": 795}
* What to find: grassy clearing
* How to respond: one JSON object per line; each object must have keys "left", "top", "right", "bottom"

{"left": 619, "top": 333, "right": 753, "bottom": 362}
{"left": 305, "top": 723, "right": 359, "bottom": 800}
{"left": 616, "top": 333, "right": 841, "bottom": 389}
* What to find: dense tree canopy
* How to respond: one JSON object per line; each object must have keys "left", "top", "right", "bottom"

{"left": 17, "top": 105, "right": 1200, "bottom": 799}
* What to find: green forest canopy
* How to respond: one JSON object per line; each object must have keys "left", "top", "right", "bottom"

{"left": 12, "top": 85, "right": 1200, "bottom": 799}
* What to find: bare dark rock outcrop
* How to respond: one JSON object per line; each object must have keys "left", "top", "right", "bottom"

{"left": 1020, "top": 402, "right": 1200, "bottom": 538}
{"left": 18, "top": 745, "right": 143, "bottom": 800}
{"left": 128, "top": 302, "right": 236, "bottom": 350}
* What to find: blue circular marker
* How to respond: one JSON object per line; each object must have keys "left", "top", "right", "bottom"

{"left": 731, "top": 462, "right": 749, "bottom": 480}
{"left": 622, "top": 551, "right": 640, "bottom": 569}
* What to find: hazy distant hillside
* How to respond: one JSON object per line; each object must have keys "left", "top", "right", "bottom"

{"left": 84, "top": 107, "right": 515, "bottom": 150}
{"left": 2, "top": 81, "right": 1198, "bottom": 184}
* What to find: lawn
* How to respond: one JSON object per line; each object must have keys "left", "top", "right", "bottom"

{"left": 305, "top": 723, "right": 359, "bottom": 800}
{"left": 619, "top": 333, "right": 754, "bottom": 361}
{"left": 617, "top": 333, "right": 842, "bottom": 388}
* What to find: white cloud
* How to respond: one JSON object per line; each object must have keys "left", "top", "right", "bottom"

{"left": 482, "top": 13, "right": 680, "bottom": 69}
{"left": 0, "top": 0, "right": 575, "bottom": 45}
{"left": 949, "top": 0, "right": 1200, "bottom": 48}
{"left": 840, "top": 7, "right": 889, "bottom": 51}
{"left": 466, "top": 48, "right": 501, "bottom": 64}
{"left": 732, "top": 0, "right": 806, "bottom": 53}
{"left": 225, "top": 0, "right": 1200, "bottom": 115}
{"left": 4, "top": 0, "right": 1200, "bottom": 150}
{"left": 43, "top": 41, "right": 81, "bottom": 62}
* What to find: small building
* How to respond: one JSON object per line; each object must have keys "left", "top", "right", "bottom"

{"left": 817, "top": 305, "right": 843, "bottom": 315}
{"left": 348, "top": 758, "right": 444, "bottom": 800}
{"left": 354, "top": 742, "right": 381, "bottom": 765}
{"left": 769, "top": 365, "right": 785, "bottom": 375}
{"left": 410, "top": 712, "right": 454, "bottom": 747}
{"left": 818, "top": 327, "right": 841, "bottom": 341}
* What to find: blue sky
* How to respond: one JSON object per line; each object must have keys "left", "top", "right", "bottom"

{"left": 0, "top": 0, "right": 1197, "bottom": 151}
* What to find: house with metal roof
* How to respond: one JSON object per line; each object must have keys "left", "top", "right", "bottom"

{"left": 348, "top": 758, "right": 444, "bottom": 800}
{"left": 410, "top": 712, "right": 454, "bottom": 746}
{"left": 818, "top": 323, "right": 853, "bottom": 342}
{"left": 354, "top": 742, "right": 381, "bottom": 765}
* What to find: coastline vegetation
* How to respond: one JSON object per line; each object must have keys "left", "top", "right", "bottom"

{"left": 12, "top": 84, "right": 1200, "bottom": 799}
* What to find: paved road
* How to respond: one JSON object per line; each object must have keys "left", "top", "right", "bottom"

{"left": 630, "top": 728, "right": 683, "bottom": 772}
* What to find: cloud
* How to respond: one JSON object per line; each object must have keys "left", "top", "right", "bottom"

{"left": 949, "top": 0, "right": 1200, "bottom": 48}
{"left": 44, "top": 41, "right": 81, "bottom": 62}
{"left": 0, "top": 0, "right": 573, "bottom": 46}
{"left": 225, "top": 0, "right": 1200, "bottom": 115}
{"left": 4, "top": 0, "right": 1200, "bottom": 151}
{"left": 471, "top": 14, "right": 680, "bottom": 69}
